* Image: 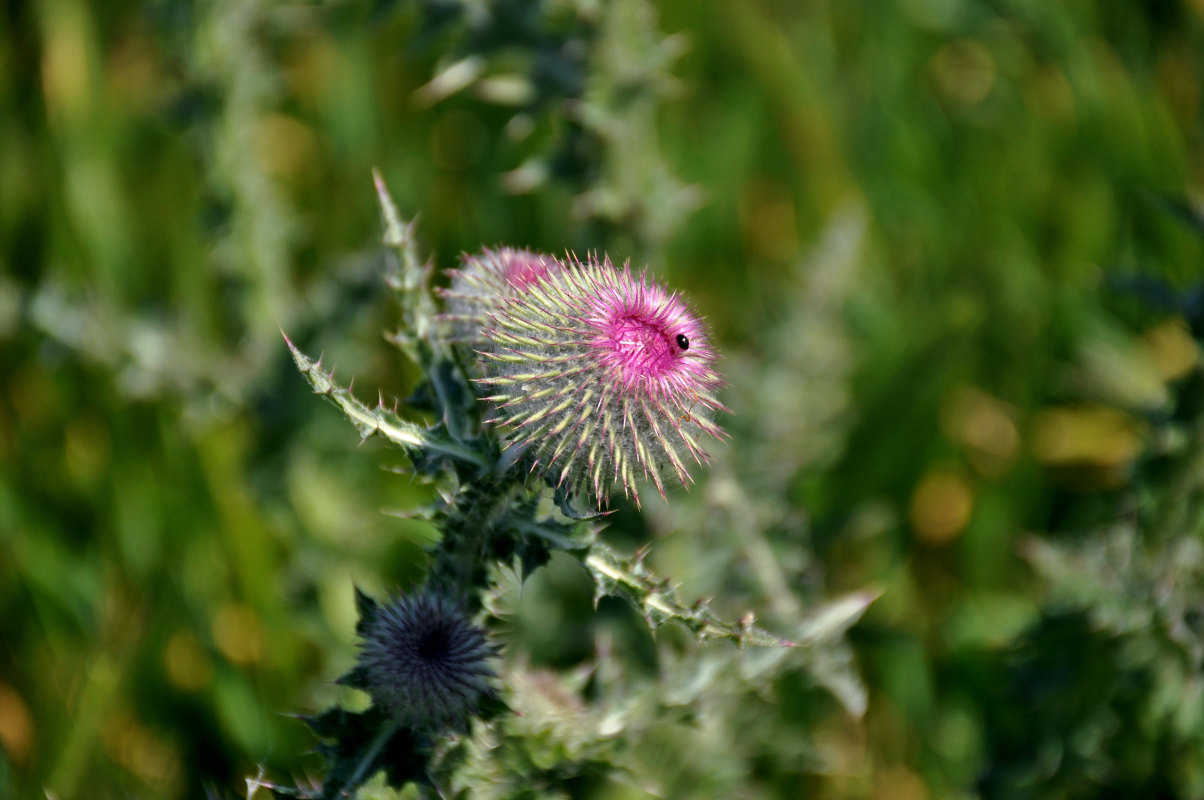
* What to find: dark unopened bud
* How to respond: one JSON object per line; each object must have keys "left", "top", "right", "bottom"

{"left": 341, "top": 590, "right": 495, "bottom": 732}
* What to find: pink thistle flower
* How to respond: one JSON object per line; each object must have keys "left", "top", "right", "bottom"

{"left": 476, "top": 253, "right": 727, "bottom": 507}
{"left": 437, "top": 247, "right": 563, "bottom": 344}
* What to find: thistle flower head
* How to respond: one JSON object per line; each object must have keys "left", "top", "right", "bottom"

{"left": 345, "top": 590, "right": 495, "bottom": 732}
{"left": 477, "top": 253, "right": 727, "bottom": 507}
{"left": 438, "top": 247, "right": 562, "bottom": 344}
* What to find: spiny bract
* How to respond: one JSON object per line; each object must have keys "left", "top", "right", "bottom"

{"left": 476, "top": 253, "right": 727, "bottom": 507}
{"left": 345, "top": 591, "right": 494, "bottom": 732}
{"left": 438, "top": 247, "right": 563, "bottom": 344}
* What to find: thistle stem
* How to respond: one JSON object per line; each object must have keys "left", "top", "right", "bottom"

{"left": 344, "top": 717, "right": 402, "bottom": 793}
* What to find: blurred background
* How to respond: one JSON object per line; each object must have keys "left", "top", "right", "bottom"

{"left": 3, "top": 0, "right": 1204, "bottom": 797}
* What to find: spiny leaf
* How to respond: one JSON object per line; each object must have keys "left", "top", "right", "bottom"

{"left": 284, "top": 334, "right": 486, "bottom": 470}
{"left": 582, "top": 541, "right": 794, "bottom": 648}
{"left": 793, "top": 589, "right": 882, "bottom": 646}
{"left": 374, "top": 169, "right": 442, "bottom": 364}
{"left": 352, "top": 585, "right": 379, "bottom": 635}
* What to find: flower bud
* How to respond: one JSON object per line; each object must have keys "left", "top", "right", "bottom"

{"left": 476, "top": 253, "right": 727, "bottom": 506}
{"left": 341, "top": 590, "right": 495, "bottom": 732}
{"left": 438, "top": 247, "right": 562, "bottom": 344}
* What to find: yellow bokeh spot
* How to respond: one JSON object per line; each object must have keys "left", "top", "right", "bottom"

{"left": 1024, "top": 65, "right": 1076, "bottom": 123}
{"left": 1140, "top": 317, "right": 1200, "bottom": 383}
{"left": 929, "top": 40, "right": 996, "bottom": 107}
{"left": 254, "top": 113, "right": 320, "bottom": 180}
{"left": 1031, "top": 405, "right": 1143, "bottom": 467}
{"left": 164, "top": 630, "right": 214, "bottom": 691}
{"left": 40, "top": 4, "right": 93, "bottom": 123}
{"left": 873, "top": 765, "right": 931, "bottom": 800}
{"left": 942, "top": 386, "right": 1020, "bottom": 476}
{"left": 284, "top": 36, "right": 337, "bottom": 104}
{"left": 103, "top": 709, "right": 182, "bottom": 794}
{"left": 910, "top": 470, "right": 975, "bottom": 545}
{"left": 212, "top": 604, "right": 264, "bottom": 665}
{"left": 0, "top": 681, "right": 33, "bottom": 764}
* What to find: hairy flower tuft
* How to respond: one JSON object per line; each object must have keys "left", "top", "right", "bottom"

{"left": 476, "top": 253, "right": 727, "bottom": 506}
{"left": 438, "top": 247, "right": 563, "bottom": 344}
{"left": 343, "top": 590, "right": 495, "bottom": 732}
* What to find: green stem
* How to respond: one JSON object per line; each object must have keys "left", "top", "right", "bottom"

{"left": 344, "top": 717, "right": 403, "bottom": 793}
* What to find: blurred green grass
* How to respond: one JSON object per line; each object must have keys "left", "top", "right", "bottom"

{"left": 2, "top": 0, "right": 1203, "bottom": 798}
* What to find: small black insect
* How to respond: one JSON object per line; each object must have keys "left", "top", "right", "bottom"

{"left": 675, "top": 334, "right": 690, "bottom": 351}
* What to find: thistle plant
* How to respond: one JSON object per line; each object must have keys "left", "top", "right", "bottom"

{"left": 477, "top": 253, "right": 728, "bottom": 508}
{"left": 270, "top": 175, "right": 875, "bottom": 799}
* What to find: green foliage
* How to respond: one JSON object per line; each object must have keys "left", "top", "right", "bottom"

{"left": 981, "top": 529, "right": 1204, "bottom": 799}
{"left": 974, "top": 357, "right": 1204, "bottom": 799}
